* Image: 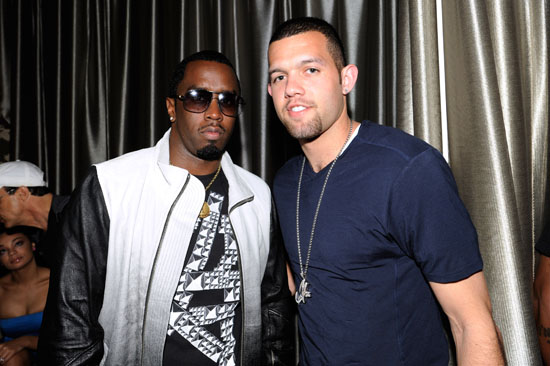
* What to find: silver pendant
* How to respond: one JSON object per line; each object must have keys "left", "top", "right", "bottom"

{"left": 295, "top": 278, "right": 311, "bottom": 304}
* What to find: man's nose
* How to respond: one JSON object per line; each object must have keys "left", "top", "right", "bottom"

{"left": 205, "top": 98, "right": 223, "bottom": 120}
{"left": 284, "top": 75, "right": 304, "bottom": 98}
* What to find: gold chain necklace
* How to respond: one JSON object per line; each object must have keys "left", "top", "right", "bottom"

{"left": 199, "top": 164, "right": 222, "bottom": 218}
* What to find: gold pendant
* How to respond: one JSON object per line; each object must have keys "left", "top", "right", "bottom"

{"left": 199, "top": 201, "right": 210, "bottom": 218}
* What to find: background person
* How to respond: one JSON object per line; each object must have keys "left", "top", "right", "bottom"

{"left": 0, "top": 226, "right": 49, "bottom": 366}
{"left": 0, "top": 161, "right": 69, "bottom": 269}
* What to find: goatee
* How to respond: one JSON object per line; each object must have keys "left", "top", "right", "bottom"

{"left": 197, "top": 145, "right": 224, "bottom": 161}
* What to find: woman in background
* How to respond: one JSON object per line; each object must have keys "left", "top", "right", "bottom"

{"left": 0, "top": 227, "right": 49, "bottom": 366}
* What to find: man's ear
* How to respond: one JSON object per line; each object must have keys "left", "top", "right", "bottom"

{"left": 166, "top": 97, "right": 176, "bottom": 121}
{"left": 16, "top": 186, "right": 31, "bottom": 201}
{"left": 267, "top": 82, "right": 273, "bottom": 96}
{"left": 341, "top": 64, "right": 359, "bottom": 95}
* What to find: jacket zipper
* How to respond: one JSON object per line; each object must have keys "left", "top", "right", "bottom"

{"left": 140, "top": 173, "right": 191, "bottom": 365}
{"left": 228, "top": 196, "right": 254, "bottom": 366}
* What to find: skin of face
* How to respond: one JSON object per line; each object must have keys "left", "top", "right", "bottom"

{"left": 0, "top": 232, "right": 35, "bottom": 271}
{"left": 268, "top": 31, "right": 347, "bottom": 141}
{"left": 0, "top": 187, "right": 25, "bottom": 228}
{"left": 166, "top": 60, "right": 238, "bottom": 171}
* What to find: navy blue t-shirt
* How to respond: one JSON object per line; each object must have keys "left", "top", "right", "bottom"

{"left": 273, "top": 121, "right": 483, "bottom": 365}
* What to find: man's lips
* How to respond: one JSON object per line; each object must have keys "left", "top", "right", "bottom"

{"left": 285, "top": 102, "right": 313, "bottom": 116}
{"left": 200, "top": 126, "right": 225, "bottom": 140}
{"left": 289, "top": 105, "right": 306, "bottom": 112}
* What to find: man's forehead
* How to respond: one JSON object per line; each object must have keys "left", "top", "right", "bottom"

{"left": 178, "top": 60, "right": 238, "bottom": 92}
{"left": 269, "top": 32, "right": 332, "bottom": 62}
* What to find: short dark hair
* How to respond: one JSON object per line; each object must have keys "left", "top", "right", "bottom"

{"left": 3, "top": 186, "right": 50, "bottom": 196}
{"left": 167, "top": 50, "right": 241, "bottom": 98}
{"left": 0, "top": 225, "right": 39, "bottom": 239}
{"left": 269, "top": 17, "right": 347, "bottom": 71}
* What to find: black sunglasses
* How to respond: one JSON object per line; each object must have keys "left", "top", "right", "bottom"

{"left": 175, "top": 89, "right": 245, "bottom": 117}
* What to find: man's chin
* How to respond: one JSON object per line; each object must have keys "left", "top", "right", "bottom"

{"left": 197, "top": 145, "right": 225, "bottom": 161}
{"left": 288, "top": 127, "right": 321, "bottom": 141}
{"left": 282, "top": 119, "right": 322, "bottom": 141}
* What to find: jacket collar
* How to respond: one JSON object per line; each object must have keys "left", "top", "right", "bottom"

{"left": 155, "top": 128, "right": 255, "bottom": 209}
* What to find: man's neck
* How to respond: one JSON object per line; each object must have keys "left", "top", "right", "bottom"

{"left": 26, "top": 193, "right": 53, "bottom": 231}
{"left": 300, "top": 117, "right": 358, "bottom": 173}
{"left": 172, "top": 158, "right": 221, "bottom": 176}
{"left": 168, "top": 132, "right": 223, "bottom": 176}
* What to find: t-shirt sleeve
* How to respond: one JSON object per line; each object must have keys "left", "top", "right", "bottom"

{"left": 536, "top": 221, "right": 550, "bottom": 257}
{"left": 387, "top": 148, "right": 483, "bottom": 283}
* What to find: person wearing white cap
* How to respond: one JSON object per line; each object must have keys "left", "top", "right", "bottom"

{"left": 0, "top": 161, "right": 69, "bottom": 268}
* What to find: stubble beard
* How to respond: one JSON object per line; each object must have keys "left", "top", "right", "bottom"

{"left": 282, "top": 115, "right": 323, "bottom": 141}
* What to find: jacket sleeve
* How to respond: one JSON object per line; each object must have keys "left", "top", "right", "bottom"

{"left": 38, "top": 167, "right": 110, "bottom": 365}
{"left": 261, "top": 200, "right": 297, "bottom": 365}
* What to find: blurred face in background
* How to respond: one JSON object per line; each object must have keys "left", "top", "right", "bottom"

{"left": 0, "top": 231, "right": 35, "bottom": 271}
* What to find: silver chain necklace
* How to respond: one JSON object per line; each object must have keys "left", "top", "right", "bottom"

{"left": 295, "top": 120, "right": 354, "bottom": 304}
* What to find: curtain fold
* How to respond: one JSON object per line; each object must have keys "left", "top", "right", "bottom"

{"left": 397, "top": 0, "right": 441, "bottom": 149}
{"left": 442, "top": 0, "right": 548, "bottom": 364}
{"left": 1, "top": 0, "right": 548, "bottom": 364}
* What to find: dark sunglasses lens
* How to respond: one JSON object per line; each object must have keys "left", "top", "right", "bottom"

{"left": 183, "top": 90, "right": 212, "bottom": 112}
{"left": 218, "top": 93, "right": 239, "bottom": 116}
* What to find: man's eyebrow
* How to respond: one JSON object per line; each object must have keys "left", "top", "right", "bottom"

{"left": 268, "top": 57, "right": 326, "bottom": 77}
{"left": 300, "top": 57, "right": 325, "bottom": 66}
{"left": 180, "top": 85, "right": 237, "bottom": 94}
{"left": 268, "top": 68, "right": 284, "bottom": 77}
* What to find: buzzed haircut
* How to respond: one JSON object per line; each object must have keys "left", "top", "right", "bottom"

{"left": 269, "top": 17, "right": 347, "bottom": 72}
{"left": 167, "top": 50, "right": 241, "bottom": 97}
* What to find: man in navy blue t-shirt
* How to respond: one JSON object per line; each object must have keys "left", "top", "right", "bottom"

{"left": 267, "top": 17, "right": 505, "bottom": 365}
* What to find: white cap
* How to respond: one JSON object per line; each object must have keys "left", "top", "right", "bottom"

{"left": 0, "top": 161, "right": 47, "bottom": 188}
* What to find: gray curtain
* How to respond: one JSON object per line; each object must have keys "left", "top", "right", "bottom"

{"left": 1, "top": 0, "right": 548, "bottom": 364}
{"left": 442, "top": 1, "right": 549, "bottom": 364}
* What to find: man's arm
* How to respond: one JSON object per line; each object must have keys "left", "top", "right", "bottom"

{"left": 38, "top": 167, "right": 110, "bottom": 365}
{"left": 260, "top": 202, "right": 296, "bottom": 366}
{"left": 534, "top": 254, "right": 550, "bottom": 364}
{"left": 430, "top": 271, "right": 505, "bottom": 365}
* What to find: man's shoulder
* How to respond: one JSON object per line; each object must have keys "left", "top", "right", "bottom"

{"left": 94, "top": 146, "right": 156, "bottom": 184}
{"left": 96, "top": 145, "right": 155, "bottom": 170}
{"left": 273, "top": 155, "right": 302, "bottom": 186}
{"left": 227, "top": 161, "right": 270, "bottom": 197}
{"left": 356, "top": 121, "right": 438, "bottom": 164}
{"left": 51, "top": 194, "right": 70, "bottom": 215}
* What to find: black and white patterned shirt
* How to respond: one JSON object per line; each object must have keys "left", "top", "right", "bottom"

{"left": 163, "top": 170, "right": 241, "bottom": 366}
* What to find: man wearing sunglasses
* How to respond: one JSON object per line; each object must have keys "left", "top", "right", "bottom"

{"left": 39, "top": 51, "right": 295, "bottom": 365}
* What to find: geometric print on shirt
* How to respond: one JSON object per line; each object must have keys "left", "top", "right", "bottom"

{"left": 167, "top": 190, "right": 240, "bottom": 366}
